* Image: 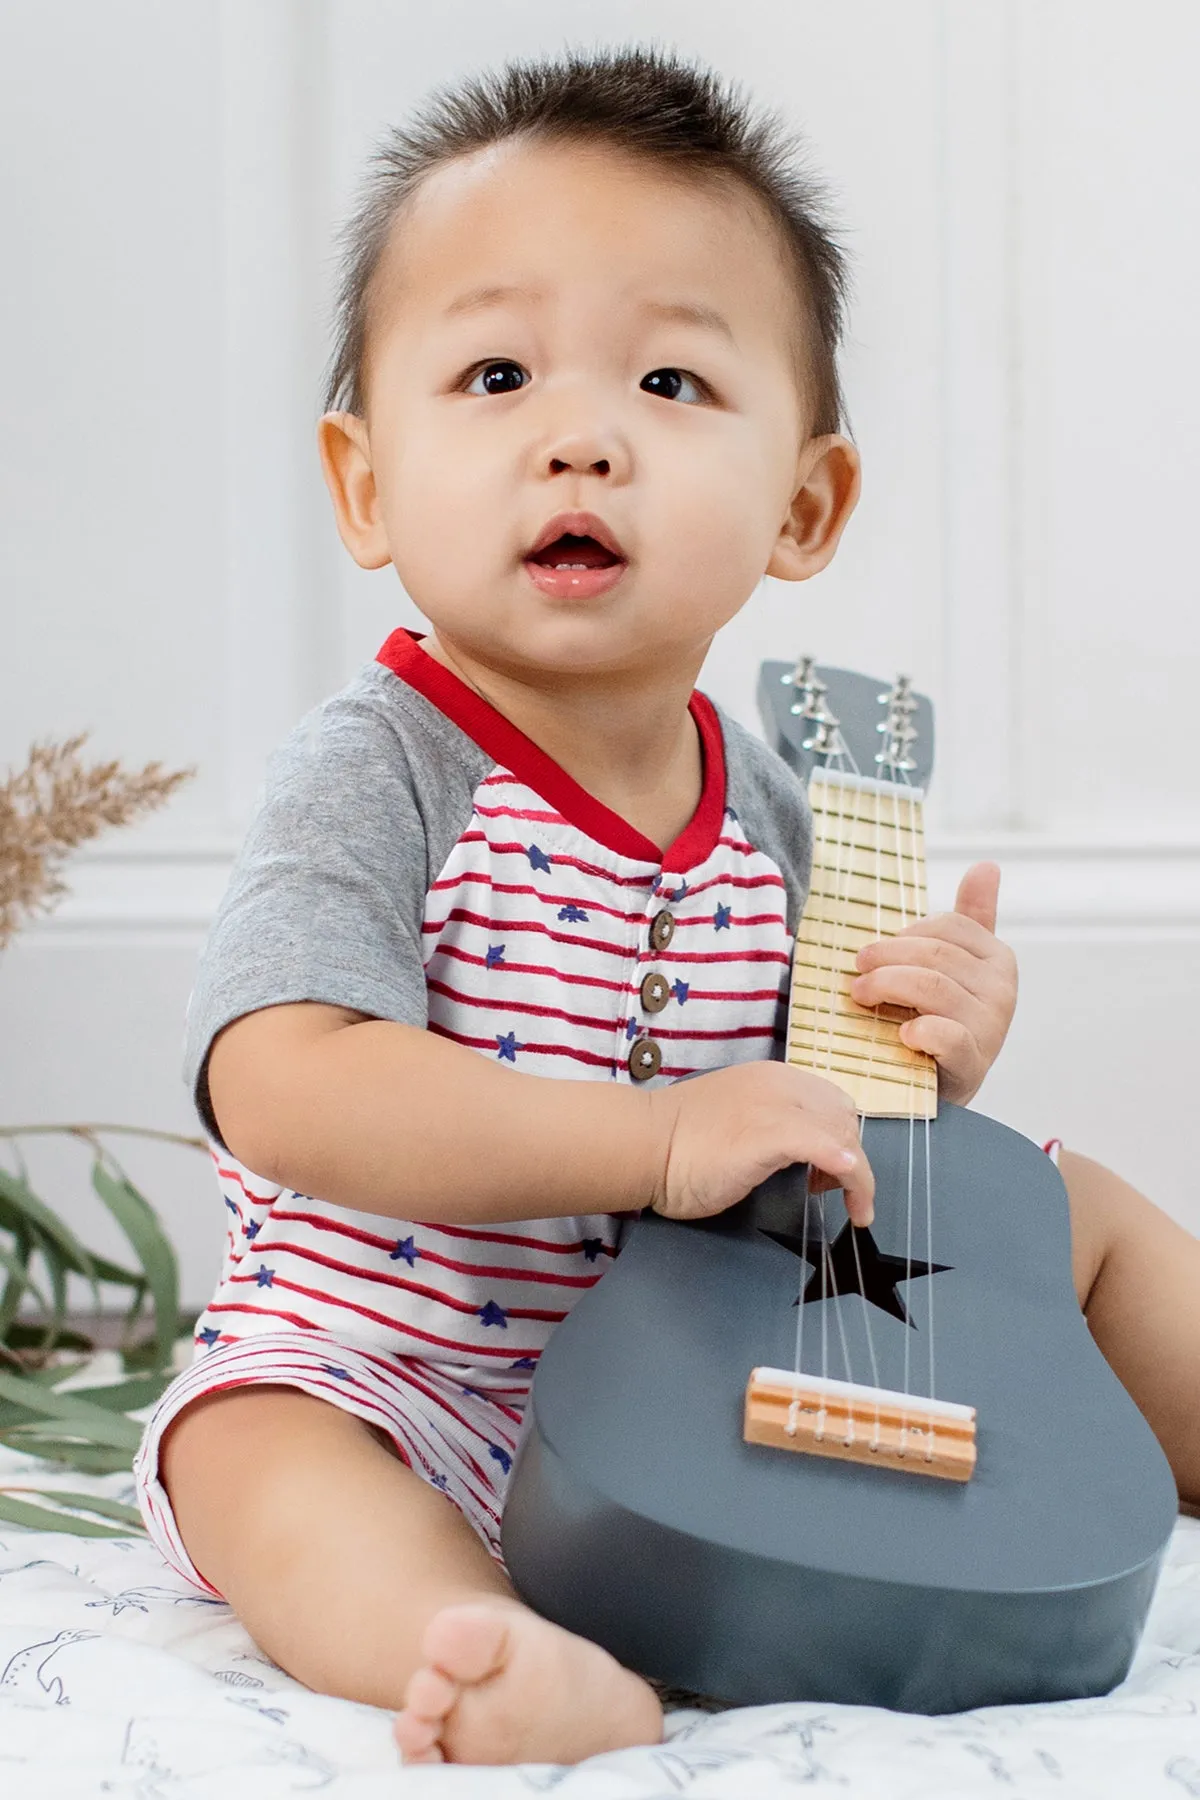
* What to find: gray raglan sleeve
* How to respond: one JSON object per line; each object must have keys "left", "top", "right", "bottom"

{"left": 716, "top": 707, "right": 813, "bottom": 1066}
{"left": 717, "top": 707, "right": 813, "bottom": 935}
{"left": 183, "top": 687, "right": 463, "bottom": 1146}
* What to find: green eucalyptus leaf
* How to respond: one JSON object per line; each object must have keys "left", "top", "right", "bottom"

{"left": 0, "top": 1436, "right": 135, "bottom": 1475}
{"left": 0, "top": 1492, "right": 134, "bottom": 1538}
{"left": 0, "top": 1370, "right": 142, "bottom": 1451}
{"left": 0, "top": 1170, "right": 99, "bottom": 1285}
{"left": 87, "top": 1255, "right": 147, "bottom": 1290}
{"left": 0, "top": 1225, "right": 37, "bottom": 1337}
{"left": 0, "top": 1241, "right": 51, "bottom": 1314}
{"left": 0, "top": 1487, "right": 144, "bottom": 1529}
{"left": 37, "top": 1231, "right": 72, "bottom": 1353}
{"left": 55, "top": 1374, "right": 170, "bottom": 1413}
{"left": 1, "top": 1325, "right": 94, "bottom": 1355}
{"left": 90, "top": 1160, "right": 179, "bottom": 1370}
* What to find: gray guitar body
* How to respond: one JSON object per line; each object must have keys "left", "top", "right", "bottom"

{"left": 503, "top": 659, "right": 1177, "bottom": 1713}
{"left": 501, "top": 1104, "right": 1177, "bottom": 1712}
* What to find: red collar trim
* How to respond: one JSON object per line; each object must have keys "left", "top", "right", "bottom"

{"left": 376, "top": 629, "right": 726, "bottom": 871}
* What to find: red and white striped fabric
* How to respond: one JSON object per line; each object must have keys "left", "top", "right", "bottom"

{"left": 136, "top": 631, "right": 811, "bottom": 1586}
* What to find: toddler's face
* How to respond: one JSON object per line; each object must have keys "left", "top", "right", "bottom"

{"left": 323, "top": 139, "right": 857, "bottom": 683}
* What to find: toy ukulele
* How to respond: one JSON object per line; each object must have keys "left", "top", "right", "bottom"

{"left": 501, "top": 658, "right": 1177, "bottom": 1713}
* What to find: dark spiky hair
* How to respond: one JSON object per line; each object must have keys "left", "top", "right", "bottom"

{"left": 321, "top": 45, "right": 850, "bottom": 434}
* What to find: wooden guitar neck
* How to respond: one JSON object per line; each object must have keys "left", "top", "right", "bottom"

{"left": 788, "top": 767, "right": 938, "bottom": 1119}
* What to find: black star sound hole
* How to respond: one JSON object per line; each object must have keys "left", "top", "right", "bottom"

{"left": 761, "top": 1221, "right": 951, "bottom": 1328}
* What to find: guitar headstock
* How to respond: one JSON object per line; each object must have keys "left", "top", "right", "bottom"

{"left": 757, "top": 655, "right": 935, "bottom": 793}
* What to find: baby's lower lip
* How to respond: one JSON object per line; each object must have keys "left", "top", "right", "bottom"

{"left": 522, "top": 559, "right": 628, "bottom": 600}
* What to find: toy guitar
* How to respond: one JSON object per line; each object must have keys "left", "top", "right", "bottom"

{"left": 501, "top": 656, "right": 1177, "bottom": 1714}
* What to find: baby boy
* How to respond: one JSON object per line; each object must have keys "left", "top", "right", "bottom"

{"left": 134, "top": 46, "right": 1200, "bottom": 1769}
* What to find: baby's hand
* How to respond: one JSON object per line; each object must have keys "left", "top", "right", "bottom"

{"left": 648, "top": 1062, "right": 874, "bottom": 1226}
{"left": 850, "top": 862, "right": 1017, "bottom": 1107}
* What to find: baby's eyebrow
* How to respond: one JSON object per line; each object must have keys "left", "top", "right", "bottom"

{"left": 440, "top": 285, "right": 735, "bottom": 345}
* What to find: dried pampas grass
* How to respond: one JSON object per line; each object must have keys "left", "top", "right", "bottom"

{"left": 0, "top": 735, "right": 194, "bottom": 950}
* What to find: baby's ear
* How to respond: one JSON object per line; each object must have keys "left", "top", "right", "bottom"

{"left": 766, "top": 434, "right": 861, "bottom": 583}
{"left": 316, "top": 412, "right": 392, "bottom": 570}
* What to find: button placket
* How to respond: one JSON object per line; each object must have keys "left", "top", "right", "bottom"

{"left": 625, "top": 878, "right": 684, "bottom": 1081}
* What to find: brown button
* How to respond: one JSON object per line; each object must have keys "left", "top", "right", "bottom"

{"left": 628, "top": 1036, "right": 663, "bottom": 1082}
{"left": 649, "top": 910, "right": 676, "bottom": 951}
{"left": 640, "top": 971, "right": 671, "bottom": 1014}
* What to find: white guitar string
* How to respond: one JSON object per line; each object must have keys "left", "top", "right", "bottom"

{"left": 888, "top": 753, "right": 918, "bottom": 1454}
{"left": 796, "top": 760, "right": 841, "bottom": 1437}
{"left": 847, "top": 770, "right": 885, "bottom": 1448}
{"left": 899, "top": 759, "right": 938, "bottom": 1454}
{"left": 803, "top": 764, "right": 840, "bottom": 1439}
{"left": 787, "top": 1184, "right": 813, "bottom": 1438}
{"left": 815, "top": 756, "right": 855, "bottom": 1438}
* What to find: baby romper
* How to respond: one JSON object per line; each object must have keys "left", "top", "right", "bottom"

{"left": 135, "top": 628, "right": 813, "bottom": 1592}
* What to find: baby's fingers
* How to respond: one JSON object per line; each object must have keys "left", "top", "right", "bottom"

{"left": 803, "top": 1132, "right": 875, "bottom": 1227}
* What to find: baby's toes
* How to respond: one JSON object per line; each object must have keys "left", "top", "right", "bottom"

{"left": 421, "top": 1601, "right": 512, "bottom": 1686}
{"left": 391, "top": 1709, "right": 444, "bottom": 1763}
{"left": 394, "top": 1666, "right": 460, "bottom": 1765}
{"left": 404, "top": 1665, "right": 460, "bottom": 1722}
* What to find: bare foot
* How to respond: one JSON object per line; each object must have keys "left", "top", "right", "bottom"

{"left": 392, "top": 1599, "right": 663, "bottom": 1766}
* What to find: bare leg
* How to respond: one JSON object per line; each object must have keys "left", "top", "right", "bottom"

{"left": 1061, "top": 1150, "right": 1200, "bottom": 1508}
{"left": 161, "top": 1387, "right": 662, "bottom": 1765}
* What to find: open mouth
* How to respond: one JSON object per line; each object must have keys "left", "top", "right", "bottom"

{"left": 527, "top": 532, "right": 623, "bottom": 571}
{"left": 522, "top": 516, "right": 629, "bottom": 600}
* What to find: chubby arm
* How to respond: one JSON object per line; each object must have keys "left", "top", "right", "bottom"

{"left": 207, "top": 1003, "right": 874, "bottom": 1227}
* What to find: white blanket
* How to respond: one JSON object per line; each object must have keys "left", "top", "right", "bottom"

{"left": 3, "top": 1448, "right": 1200, "bottom": 1798}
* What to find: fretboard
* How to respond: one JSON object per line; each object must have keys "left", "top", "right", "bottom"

{"left": 787, "top": 768, "right": 938, "bottom": 1119}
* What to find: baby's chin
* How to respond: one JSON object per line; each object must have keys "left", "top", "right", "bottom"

{"left": 423, "top": 602, "right": 722, "bottom": 691}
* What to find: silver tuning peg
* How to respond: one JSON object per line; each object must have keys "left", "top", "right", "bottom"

{"left": 783, "top": 654, "right": 817, "bottom": 689}
{"left": 802, "top": 710, "right": 843, "bottom": 756}
{"left": 879, "top": 674, "right": 918, "bottom": 715}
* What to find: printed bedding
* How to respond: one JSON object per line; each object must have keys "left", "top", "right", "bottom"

{"left": 3, "top": 1441, "right": 1200, "bottom": 1798}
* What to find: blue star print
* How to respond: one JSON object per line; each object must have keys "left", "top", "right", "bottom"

{"left": 582, "top": 1238, "right": 605, "bottom": 1262}
{"left": 198, "top": 1326, "right": 220, "bottom": 1347}
{"left": 557, "top": 903, "right": 589, "bottom": 922}
{"left": 321, "top": 1365, "right": 355, "bottom": 1382}
{"left": 390, "top": 1235, "right": 419, "bottom": 1266}
{"left": 485, "top": 943, "right": 505, "bottom": 968}
{"left": 672, "top": 978, "right": 690, "bottom": 1005}
{"left": 510, "top": 1355, "right": 537, "bottom": 1371}
{"left": 255, "top": 1267, "right": 275, "bottom": 1287}
{"left": 489, "top": 1444, "right": 513, "bottom": 1474}
{"left": 625, "top": 1017, "right": 639, "bottom": 1040}
{"left": 714, "top": 903, "right": 733, "bottom": 931}
{"left": 224, "top": 1196, "right": 238, "bottom": 1215}
{"left": 496, "top": 1031, "right": 522, "bottom": 1062}
{"left": 479, "top": 1300, "right": 509, "bottom": 1329}
{"left": 429, "top": 1472, "right": 450, "bottom": 1491}
{"left": 527, "top": 843, "right": 552, "bottom": 873}
{"left": 662, "top": 879, "right": 689, "bottom": 903}
{"left": 244, "top": 1219, "right": 260, "bottom": 1240}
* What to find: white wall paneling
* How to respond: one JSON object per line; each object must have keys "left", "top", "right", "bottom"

{"left": 2, "top": 0, "right": 1197, "bottom": 1307}
{"left": 217, "top": 0, "right": 344, "bottom": 822}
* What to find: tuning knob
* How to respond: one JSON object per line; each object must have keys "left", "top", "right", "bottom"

{"left": 802, "top": 711, "right": 843, "bottom": 756}
{"left": 784, "top": 654, "right": 817, "bottom": 689}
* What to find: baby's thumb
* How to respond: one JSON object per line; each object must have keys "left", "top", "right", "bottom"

{"left": 954, "top": 862, "right": 1000, "bottom": 934}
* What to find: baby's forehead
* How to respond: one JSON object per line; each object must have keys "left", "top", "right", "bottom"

{"left": 371, "top": 138, "right": 802, "bottom": 347}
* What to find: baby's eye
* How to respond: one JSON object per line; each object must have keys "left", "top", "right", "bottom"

{"left": 641, "top": 367, "right": 706, "bottom": 405}
{"left": 465, "top": 360, "right": 529, "bottom": 396}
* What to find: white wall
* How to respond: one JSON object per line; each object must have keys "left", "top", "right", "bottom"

{"left": 2, "top": 0, "right": 1197, "bottom": 1304}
